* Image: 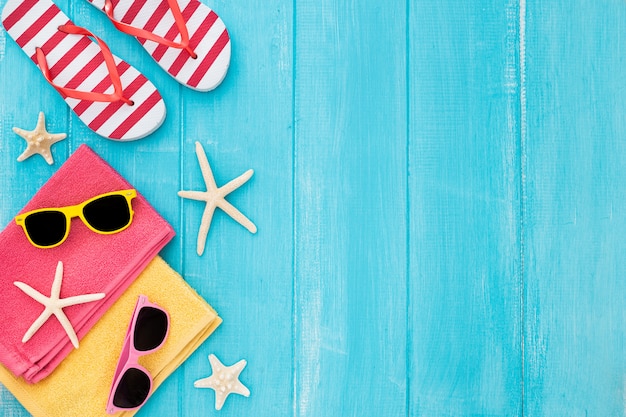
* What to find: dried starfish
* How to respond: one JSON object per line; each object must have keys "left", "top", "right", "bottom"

{"left": 13, "top": 112, "right": 67, "bottom": 165}
{"left": 14, "top": 261, "right": 105, "bottom": 348}
{"left": 194, "top": 354, "right": 250, "bottom": 410}
{"left": 178, "top": 141, "right": 256, "bottom": 256}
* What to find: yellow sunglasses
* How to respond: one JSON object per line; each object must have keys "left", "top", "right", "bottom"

{"left": 15, "top": 189, "right": 137, "bottom": 249}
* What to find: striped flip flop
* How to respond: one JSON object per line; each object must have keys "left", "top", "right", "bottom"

{"left": 85, "top": 0, "right": 231, "bottom": 92}
{"left": 2, "top": 0, "right": 166, "bottom": 141}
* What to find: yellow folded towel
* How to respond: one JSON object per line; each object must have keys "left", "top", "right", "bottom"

{"left": 0, "top": 256, "right": 221, "bottom": 417}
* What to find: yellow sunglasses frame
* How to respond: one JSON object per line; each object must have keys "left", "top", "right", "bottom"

{"left": 15, "top": 189, "right": 137, "bottom": 249}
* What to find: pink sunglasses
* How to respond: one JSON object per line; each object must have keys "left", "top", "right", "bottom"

{"left": 106, "top": 295, "right": 170, "bottom": 414}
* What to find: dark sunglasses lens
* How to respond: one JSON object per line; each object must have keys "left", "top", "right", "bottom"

{"left": 24, "top": 211, "right": 67, "bottom": 247}
{"left": 134, "top": 307, "right": 168, "bottom": 352}
{"left": 82, "top": 195, "right": 131, "bottom": 232}
{"left": 112, "top": 367, "right": 151, "bottom": 409}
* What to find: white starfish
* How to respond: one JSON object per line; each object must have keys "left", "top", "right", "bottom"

{"left": 194, "top": 354, "right": 250, "bottom": 410}
{"left": 13, "top": 112, "right": 67, "bottom": 165}
{"left": 178, "top": 141, "right": 256, "bottom": 256}
{"left": 14, "top": 261, "right": 105, "bottom": 349}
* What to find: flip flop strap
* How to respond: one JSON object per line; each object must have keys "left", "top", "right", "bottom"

{"left": 36, "top": 24, "right": 134, "bottom": 105}
{"left": 103, "top": 0, "right": 197, "bottom": 59}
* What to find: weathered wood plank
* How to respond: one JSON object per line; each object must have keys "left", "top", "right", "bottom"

{"left": 524, "top": 1, "right": 626, "bottom": 415}
{"left": 178, "top": 0, "right": 293, "bottom": 416}
{"left": 408, "top": 2, "right": 523, "bottom": 415}
{"left": 294, "top": 1, "right": 408, "bottom": 416}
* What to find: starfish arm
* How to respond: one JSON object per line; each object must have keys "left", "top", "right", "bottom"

{"left": 219, "top": 169, "right": 254, "bottom": 197}
{"left": 231, "top": 381, "right": 251, "bottom": 397}
{"left": 53, "top": 310, "right": 80, "bottom": 348}
{"left": 208, "top": 354, "right": 224, "bottom": 371}
{"left": 194, "top": 376, "right": 215, "bottom": 389}
{"left": 216, "top": 200, "right": 257, "bottom": 233}
{"left": 194, "top": 142, "right": 218, "bottom": 191}
{"left": 59, "top": 292, "right": 105, "bottom": 308}
{"left": 14, "top": 281, "right": 49, "bottom": 304}
{"left": 214, "top": 392, "right": 228, "bottom": 411}
{"left": 36, "top": 112, "right": 46, "bottom": 130}
{"left": 12, "top": 127, "right": 29, "bottom": 139}
{"left": 196, "top": 204, "right": 217, "bottom": 256}
{"left": 16, "top": 148, "right": 35, "bottom": 162}
{"left": 178, "top": 190, "right": 209, "bottom": 201}
{"left": 49, "top": 133, "right": 67, "bottom": 144}
{"left": 40, "top": 150, "right": 54, "bottom": 165}
{"left": 231, "top": 359, "right": 248, "bottom": 375}
{"left": 21, "top": 308, "right": 52, "bottom": 343}
{"left": 230, "top": 360, "right": 250, "bottom": 396}
{"left": 50, "top": 261, "right": 64, "bottom": 300}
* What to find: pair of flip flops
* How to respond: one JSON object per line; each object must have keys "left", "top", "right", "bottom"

{"left": 1, "top": 0, "right": 231, "bottom": 141}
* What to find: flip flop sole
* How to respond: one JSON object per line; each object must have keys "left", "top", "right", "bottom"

{"left": 87, "top": 0, "right": 231, "bottom": 92}
{"left": 2, "top": 0, "right": 166, "bottom": 141}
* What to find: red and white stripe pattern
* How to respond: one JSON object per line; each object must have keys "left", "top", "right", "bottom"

{"left": 87, "top": 0, "right": 230, "bottom": 92}
{"left": 2, "top": 0, "right": 166, "bottom": 141}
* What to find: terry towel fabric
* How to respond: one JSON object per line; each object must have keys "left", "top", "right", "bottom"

{"left": 0, "top": 144, "right": 175, "bottom": 382}
{"left": 0, "top": 256, "right": 221, "bottom": 417}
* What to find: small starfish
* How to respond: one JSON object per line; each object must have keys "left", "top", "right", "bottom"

{"left": 13, "top": 112, "right": 67, "bottom": 165}
{"left": 194, "top": 354, "right": 250, "bottom": 410}
{"left": 178, "top": 141, "right": 256, "bottom": 256}
{"left": 14, "top": 261, "right": 105, "bottom": 349}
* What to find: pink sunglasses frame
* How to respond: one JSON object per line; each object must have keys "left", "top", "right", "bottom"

{"left": 106, "top": 295, "right": 170, "bottom": 414}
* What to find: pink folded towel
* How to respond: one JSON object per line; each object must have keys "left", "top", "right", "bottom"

{"left": 0, "top": 144, "right": 174, "bottom": 383}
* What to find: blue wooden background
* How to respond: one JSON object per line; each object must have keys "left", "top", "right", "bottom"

{"left": 1, "top": 0, "right": 625, "bottom": 416}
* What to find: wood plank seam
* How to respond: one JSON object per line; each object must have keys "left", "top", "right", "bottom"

{"left": 518, "top": 0, "right": 527, "bottom": 415}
